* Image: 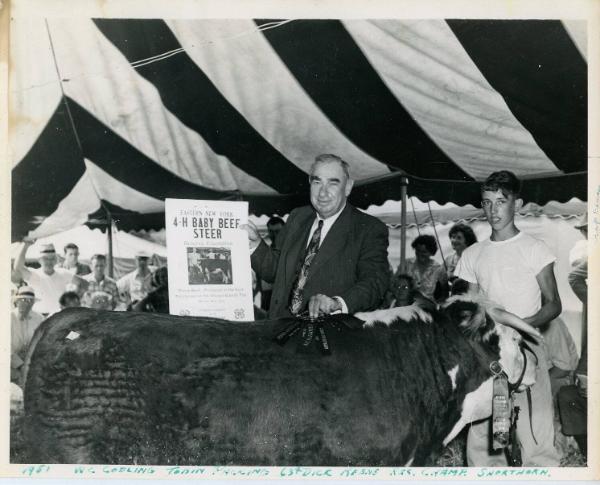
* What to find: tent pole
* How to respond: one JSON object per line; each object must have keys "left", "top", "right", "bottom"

{"left": 106, "top": 209, "right": 114, "bottom": 278}
{"left": 399, "top": 177, "right": 408, "bottom": 274}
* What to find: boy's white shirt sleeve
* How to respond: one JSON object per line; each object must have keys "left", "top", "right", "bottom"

{"left": 454, "top": 247, "right": 477, "bottom": 284}
{"left": 531, "top": 239, "right": 557, "bottom": 275}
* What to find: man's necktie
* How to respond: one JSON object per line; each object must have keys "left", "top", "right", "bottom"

{"left": 289, "top": 219, "right": 324, "bottom": 315}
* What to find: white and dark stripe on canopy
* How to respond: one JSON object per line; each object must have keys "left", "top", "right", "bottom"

{"left": 11, "top": 19, "right": 586, "bottom": 240}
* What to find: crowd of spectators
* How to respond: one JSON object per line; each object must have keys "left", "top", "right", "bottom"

{"left": 10, "top": 240, "right": 168, "bottom": 385}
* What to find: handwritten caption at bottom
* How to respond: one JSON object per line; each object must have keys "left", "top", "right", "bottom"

{"left": 21, "top": 464, "right": 551, "bottom": 479}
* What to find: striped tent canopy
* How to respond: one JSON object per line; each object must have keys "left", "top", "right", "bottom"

{"left": 11, "top": 18, "right": 587, "bottom": 241}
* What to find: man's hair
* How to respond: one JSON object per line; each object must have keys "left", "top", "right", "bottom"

{"left": 310, "top": 154, "right": 351, "bottom": 180}
{"left": 448, "top": 223, "right": 477, "bottom": 247}
{"left": 59, "top": 291, "right": 80, "bottom": 307}
{"left": 411, "top": 234, "right": 438, "bottom": 255}
{"left": 267, "top": 216, "right": 285, "bottom": 227}
{"left": 91, "top": 254, "right": 106, "bottom": 263}
{"left": 64, "top": 243, "right": 79, "bottom": 253}
{"left": 481, "top": 170, "right": 521, "bottom": 198}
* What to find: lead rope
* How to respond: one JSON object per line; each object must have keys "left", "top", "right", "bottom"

{"left": 507, "top": 387, "right": 537, "bottom": 466}
{"left": 507, "top": 405, "right": 522, "bottom": 466}
{"left": 527, "top": 387, "right": 539, "bottom": 445}
{"left": 506, "top": 348, "right": 524, "bottom": 466}
{"left": 505, "top": 344, "right": 538, "bottom": 465}
{"left": 520, "top": 341, "right": 539, "bottom": 447}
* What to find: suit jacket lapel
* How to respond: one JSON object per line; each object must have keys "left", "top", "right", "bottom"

{"left": 309, "top": 205, "right": 352, "bottom": 277}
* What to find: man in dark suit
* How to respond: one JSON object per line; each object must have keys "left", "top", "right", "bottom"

{"left": 246, "top": 154, "right": 390, "bottom": 319}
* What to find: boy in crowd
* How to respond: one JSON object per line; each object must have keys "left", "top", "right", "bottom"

{"left": 455, "top": 170, "right": 561, "bottom": 466}
{"left": 59, "top": 291, "right": 81, "bottom": 309}
{"left": 117, "top": 250, "right": 154, "bottom": 307}
{"left": 82, "top": 254, "right": 120, "bottom": 309}
{"left": 58, "top": 243, "right": 91, "bottom": 275}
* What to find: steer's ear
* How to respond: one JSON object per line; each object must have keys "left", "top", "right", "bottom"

{"left": 444, "top": 298, "right": 494, "bottom": 343}
{"left": 445, "top": 299, "right": 478, "bottom": 325}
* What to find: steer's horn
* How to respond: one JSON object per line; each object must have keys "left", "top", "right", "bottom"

{"left": 486, "top": 306, "right": 542, "bottom": 340}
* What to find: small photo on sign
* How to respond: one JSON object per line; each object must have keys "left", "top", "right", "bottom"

{"left": 187, "top": 247, "right": 233, "bottom": 285}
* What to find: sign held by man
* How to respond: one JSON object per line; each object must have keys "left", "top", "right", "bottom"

{"left": 165, "top": 199, "right": 253, "bottom": 320}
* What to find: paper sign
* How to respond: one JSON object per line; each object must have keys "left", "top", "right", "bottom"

{"left": 165, "top": 199, "right": 254, "bottom": 321}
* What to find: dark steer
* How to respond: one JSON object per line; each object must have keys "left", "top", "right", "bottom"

{"left": 22, "top": 295, "right": 536, "bottom": 465}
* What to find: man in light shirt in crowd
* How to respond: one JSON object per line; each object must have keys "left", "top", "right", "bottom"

{"left": 117, "top": 250, "right": 154, "bottom": 307}
{"left": 12, "top": 239, "right": 88, "bottom": 316}
{"left": 57, "top": 242, "right": 91, "bottom": 276}
{"left": 82, "top": 254, "right": 120, "bottom": 309}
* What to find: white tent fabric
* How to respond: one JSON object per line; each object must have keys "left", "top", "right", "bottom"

{"left": 166, "top": 19, "right": 389, "bottom": 180}
{"left": 366, "top": 197, "right": 587, "bottom": 227}
{"left": 11, "top": 18, "right": 586, "bottom": 240}
{"left": 343, "top": 20, "right": 559, "bottom": 179}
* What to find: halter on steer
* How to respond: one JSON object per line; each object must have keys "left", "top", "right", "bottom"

{"left": 489, "top": 341, "right": 538, "bottom": 466}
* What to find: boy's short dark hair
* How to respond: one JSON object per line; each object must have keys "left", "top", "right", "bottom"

{"left": 481, "top": 170, "right": 521, "bottom": 198}
{"left": 63, "top": 243, "right": 79, "bottom": 253}
{"left": 411, "top": 234, "right": 438, "bottom": 255}
{"left": 59, "top": 291, "right": 80, "bottom": 307}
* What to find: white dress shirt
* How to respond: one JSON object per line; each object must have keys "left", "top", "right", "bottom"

{"left": 305, "top": 204, "right": 346, "bottom": 248}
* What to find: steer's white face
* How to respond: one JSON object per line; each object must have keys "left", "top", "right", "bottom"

{"left": 443, "top": 309, "right": 537, "bottom": 446}
{"left": 496, "top": 324, "right": 536, "bottom": 390}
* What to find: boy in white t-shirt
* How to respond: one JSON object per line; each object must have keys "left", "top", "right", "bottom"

{"left": 455, "top": 170, "right": 561, "bottom": 466}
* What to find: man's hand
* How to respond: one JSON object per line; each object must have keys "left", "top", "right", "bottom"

{"left": 12, "top": 237, "right": 36, "bottom": 283}
{"left": 576, "top": 373, "right": 588, "bottom": 398}
{"left": 307, "top": 294, "right": 341, "bottom": 319}
{"left": 240, "top": 221, "right": 262, "bottom": 251}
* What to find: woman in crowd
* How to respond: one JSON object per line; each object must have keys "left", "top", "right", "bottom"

{"left": 396, "top": 234, "right": 448, "bottom": 303}
{"left": 444, "top": 223, "right": 477, "bottom": 279}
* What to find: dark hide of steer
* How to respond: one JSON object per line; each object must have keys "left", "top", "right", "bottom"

{"left": 22, "top": 301, "right": 509, "bottom": 466}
